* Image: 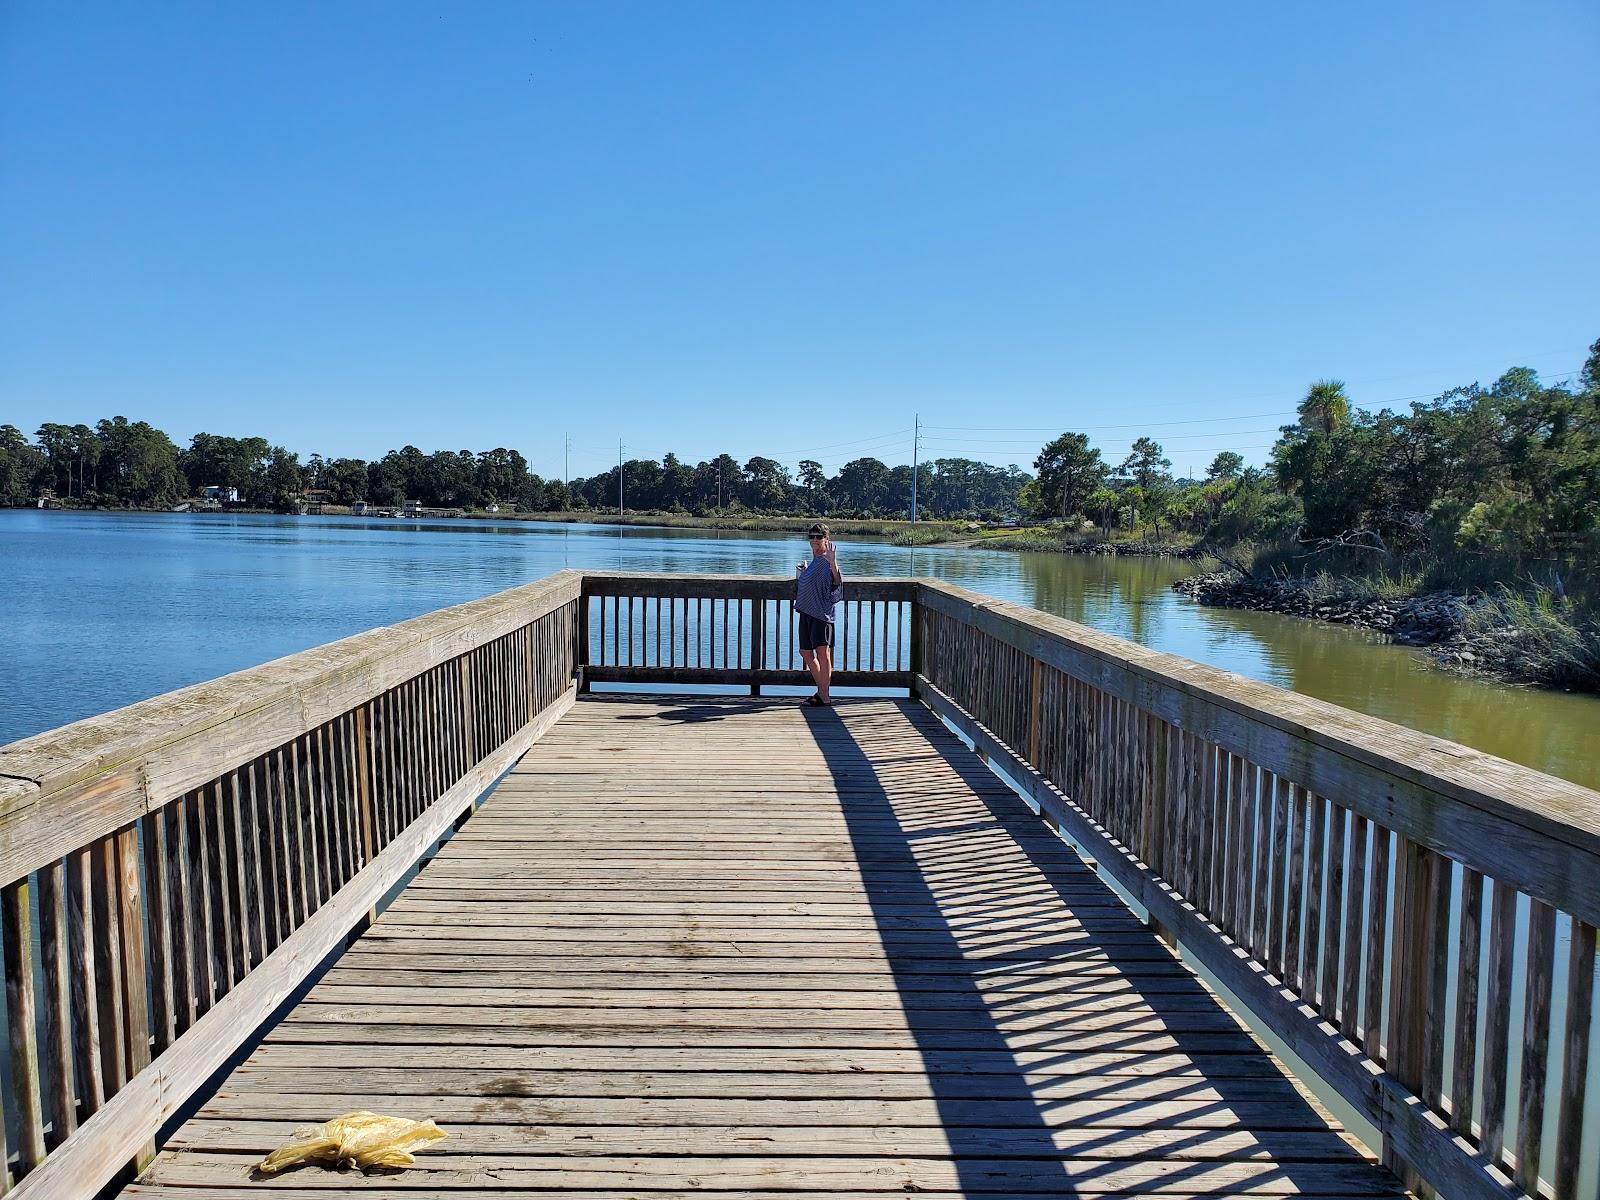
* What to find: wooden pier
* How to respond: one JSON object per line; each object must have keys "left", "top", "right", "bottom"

{"left": 129, "top": 693, "right": 1392, "bottom": 1197}
{"left": 2, "top": 573, "right": 1597, "bottom": 1200}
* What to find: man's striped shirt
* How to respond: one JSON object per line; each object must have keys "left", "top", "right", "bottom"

{"left": 795, "top": 556, "right": 844, "bottom": 621}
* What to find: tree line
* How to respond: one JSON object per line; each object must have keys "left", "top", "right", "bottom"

{"left": 0, "top": 421, "right": 1033, "bottom": 519}
{"left": 4, "top": 338, "right": 1595, "bottom": 567}
{"left": 1023, "top": 338, "right": 1600, "bottom": 576}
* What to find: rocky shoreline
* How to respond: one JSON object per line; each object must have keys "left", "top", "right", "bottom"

{"left": 1170, "top": 569, "right": 1600, "bottom": 689}
{"left": 1169, "top": 570, "right": 1528, "bottom": 677}
{"left": 1172, "top": 571, "right": 1465, "bottom": 643}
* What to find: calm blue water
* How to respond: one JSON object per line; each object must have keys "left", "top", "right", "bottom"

{"left": 3, "top": 509, "right": 1596, "bottom": 793}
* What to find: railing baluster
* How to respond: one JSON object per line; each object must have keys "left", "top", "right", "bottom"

{"left": 1248, "top": 765, "right": 1271, "bottom": 956}
{"left": 1515, "top": 899, "right": 1557, "bottom": 1196}
{"left": 36, "top": 862, "right": 76, "bottom": 1146}
{"left": 3, "top": 879, "right": 47, "bottom": 1176}
{"left": 1320, "top": 804, "right": 1347, "bottom": 1020}
{"left": 1283, "top": 784, "right": 1306, "bottom": 986}
{"left": 114, "top": 825, "right": 152, "bottom": 1106}
{"left": 1302, "top": 792, "right": 1326, "bottom": 1003}
{"left": 204, "top": 782, "right": 236, "bottom": 994}
{"left": 224, "top": 770, "right": 252, "bottom": 972}
{"left": 66, "top": 845, "right": 105, "bottom": 1117}
{"left": 1362, "top": 828, "right": 1391, "bottom": 1061}
{"left": 1421, "top": 848, "right": 1452, "bottom": 1109}
{"left": 1554, "top": 920, "right": 1595, "bottom": 1200}
{"left": 1266, "top": 773, "right": 1288, "bottom": 967}
{"left": 90, "top": 837, "right": 128, "bottom": 1091}
{"left": 1479, "top": 879, "right": 1517, "bottom": 1164}
{"left": 1340, "top": 816, "right": 1368, "bottom": 1038}
{"left": 1450, "top": 867, "right": 1484, "bottom": 1135}
{"left": 881, "top": 599, "right": 890, "bottom": 671}
{"left": 1218, "top": 745, "right": 1236, "bottom": 923}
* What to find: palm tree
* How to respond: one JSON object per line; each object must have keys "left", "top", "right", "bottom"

{"left": 1297, "top": 380, "right": 1351, "bottom": 435}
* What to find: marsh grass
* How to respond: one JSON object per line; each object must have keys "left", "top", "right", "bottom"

{"left": 890, "top": 526, "right": 951, "bottom": 546}
{"left": 1452, "top": 585, "right": 1600, "bottom": 690}
{"left": 495, "top": 511, "right": 962, "bottom": 539}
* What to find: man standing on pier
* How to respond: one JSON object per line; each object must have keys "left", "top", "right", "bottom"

{"left": 796, "top": 522, "right": 844, "bottom": 707}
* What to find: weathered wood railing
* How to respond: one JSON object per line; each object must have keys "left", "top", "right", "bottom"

{"left": 3, "top": 570, "right": 1597, "bottom": 1200}
{"left": 912, "top": 578, "right": 1599, "bottom": 1200}
{"left": 579, "top": 573, "right": 916, "bottom": 692}
{"left": 0, "top": 571, "right": 581, "bottom": 1197}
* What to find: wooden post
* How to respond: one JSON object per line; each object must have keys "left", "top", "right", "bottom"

{"left": 1145, "top": 716, "right": 1175, "bottom": 948}
{"left": 576, "top": 593, "right": 591, "bottom": 693}
{"left": 36, "top": 863, "right": 76, "bottom": 1148}
{"left": 909, "top": 594, "right": 923, "bottom": 681}
{"left": 750, "top": 599, "right": 766, "bottom": 696}
{"left": 1382, "top": 835, "right": 1433, "bottom": 1194}
{"left": 352, "top": 706, "right": 377, "bottom": 931}
{"left": 114, "top": 826, "right": 154, "bottom": 1172}
{"left": 458, "top": 655, "right": 477, "bottom": 767}
{"left": 3, "top": 879, "right": 46, "bottom": 1180}
{"left": 1027, "top": 659, "right": 1042, "bottom": 768}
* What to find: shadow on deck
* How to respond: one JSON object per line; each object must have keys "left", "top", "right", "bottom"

{"left": 127, "top": 694, "right": 1403, "bottom": 1198}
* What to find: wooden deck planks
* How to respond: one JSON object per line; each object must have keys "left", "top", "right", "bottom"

{"left": 129, "top": 695, "right": 1401, "bottom": 1198}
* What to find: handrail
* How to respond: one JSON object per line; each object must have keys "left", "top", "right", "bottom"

{"left": 0, "top": 571, "right": 582, "bottom": 1197}
{"left": 578, "top": 572, "right": 918, "bottom": 692}
{"left": 3, "top": 569, "right": 1596, "bottom": 1200}
{"left": 912, "top": 578, "right": 1598, "bottom": 1200}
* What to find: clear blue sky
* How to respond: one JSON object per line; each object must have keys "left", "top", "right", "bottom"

{"left": 2, "top": 2, "right": 1596, "bottom": 482}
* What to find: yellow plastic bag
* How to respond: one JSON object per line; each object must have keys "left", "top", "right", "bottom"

{"left": 257, "top": 1110, "right": 448, "bottom": 1174}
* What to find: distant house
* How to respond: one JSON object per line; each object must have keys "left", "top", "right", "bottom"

{"left": 351, "top": 501, "right": 370, "bottom": 516}
{"left": 202, "top": 485, "right": 241, "bottom": 504}
{"left": 402, "top": 500, "right": 424, "bottom": 518}
{"left": 484, "top": 503, "right": 500, "bottom": 514}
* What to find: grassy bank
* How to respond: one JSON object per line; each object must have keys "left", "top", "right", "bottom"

{"left": 475, "top": 510, "right": 966, "bottom": 539}
{"left": 1183, "top": 538, "right": 1600, "bottom": 692}
{"left": 1441, "top": 586, "right": 1600, "bottom": 690}
{"left": 974, "top": 527, "right": 1200, "bottom": 556}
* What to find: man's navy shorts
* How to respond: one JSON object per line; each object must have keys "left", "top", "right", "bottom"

{"left": 798, "top": 614, "right": 835, "bottom": 652}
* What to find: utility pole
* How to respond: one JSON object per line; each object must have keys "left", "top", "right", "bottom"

{"left": 617, "top": 439, "right": 624, "bottom": 516}
{"left": 564, "top": 434, "right": 570, "bottom": 490}
{"left": 910, "top": 413, "right": 920, "bottom": 524}
{"left": 716, "top": 460, "right": 723, "bottom": 511}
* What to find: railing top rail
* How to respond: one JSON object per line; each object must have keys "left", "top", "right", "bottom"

{"left": 580, "top": 571, "right": 920, "bottom": 599}
{"left": 0, "top": 570, "right": 582, "bottom": 889}
{"left": 916, "top": 577, "right": 1600, "bottom": 922}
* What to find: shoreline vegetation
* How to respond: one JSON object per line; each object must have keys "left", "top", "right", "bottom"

{"left": 1173, "top": 554, "right": 1600, "bottom": 692}
{"left": 6, "top": 339, "right": 1596, "bottom": 691}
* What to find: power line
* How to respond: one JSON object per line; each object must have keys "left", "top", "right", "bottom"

{"left": 775, "top": 428, "right": 914, "bottom": 456}
{"left": 923, "top": 411, "right": 1294, "bottom": 433}
{"left": 921, "top": 427, "right": 1288, "bottom": 447}
{"left": 920, "top": 366, "right": 1585, "bottom": 434}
